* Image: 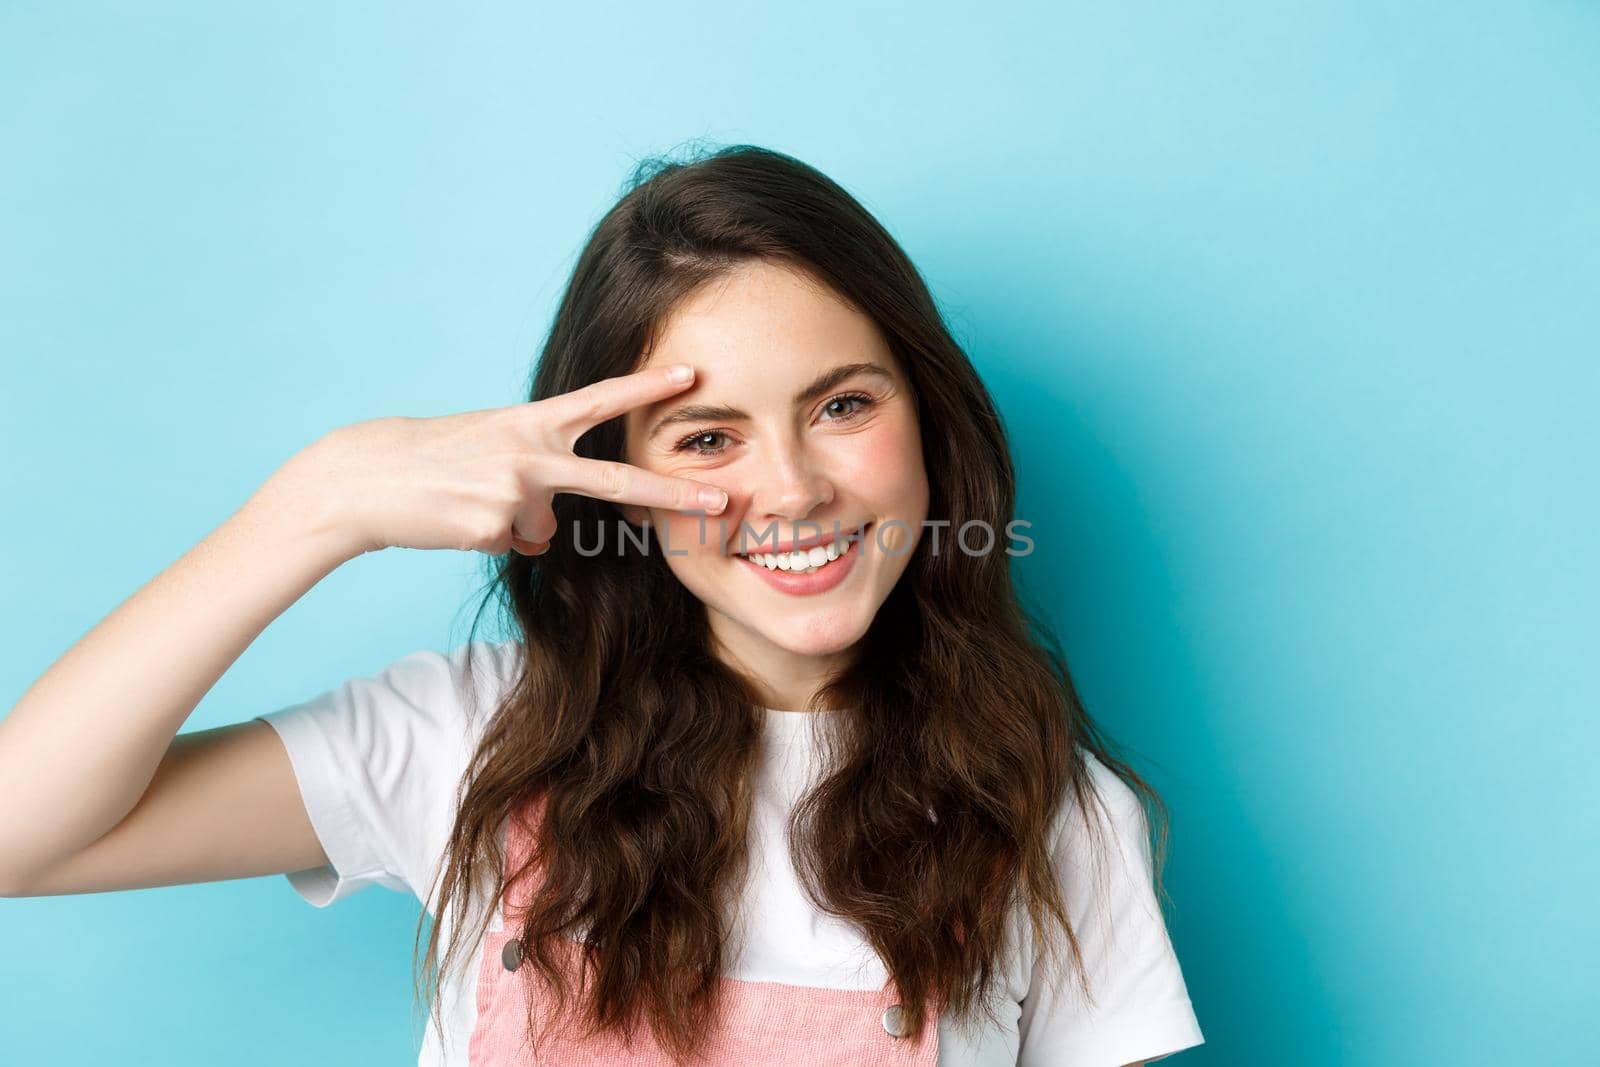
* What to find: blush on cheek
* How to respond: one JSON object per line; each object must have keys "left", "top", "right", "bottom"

{"left": 836, "top": 425, "right": 919, "bottom": 494}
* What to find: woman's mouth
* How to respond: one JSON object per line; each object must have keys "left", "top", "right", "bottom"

{"left": 733, "top": 521, "right": 872, "bottom": 596}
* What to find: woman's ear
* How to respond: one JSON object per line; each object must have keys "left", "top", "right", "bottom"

{"left": 619, "top": 502, "right": 650, "bottom": 528}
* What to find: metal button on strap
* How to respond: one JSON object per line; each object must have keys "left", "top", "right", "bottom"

{"left": 881, "top": 1003, "right": 911, "bottom": 1038}
{"left": 501, "top": 937, "right": 525, "bottom": 972}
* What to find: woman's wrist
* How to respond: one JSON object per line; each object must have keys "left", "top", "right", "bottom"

{"left": 242, "top": 435, "right": 376, "bottom": 567}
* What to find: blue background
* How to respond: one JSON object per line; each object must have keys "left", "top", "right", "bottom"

{"left": 2, "top": 3, "right": 1595, "bottom": 1064}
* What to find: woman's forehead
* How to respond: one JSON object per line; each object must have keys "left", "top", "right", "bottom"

{"left": 646, "top": 267, "right": 876, "bottom": 367}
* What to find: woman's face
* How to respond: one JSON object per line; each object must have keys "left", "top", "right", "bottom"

{"left": 622, "top": 258, "right": 929, "bottom": 705}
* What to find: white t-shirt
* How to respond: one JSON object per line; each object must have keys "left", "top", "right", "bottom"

{"left": 256, "top": 639, "right": 1204, "bottom": 1066}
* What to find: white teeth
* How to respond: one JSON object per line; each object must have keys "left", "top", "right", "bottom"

{"left": 741, "top": 534, "right": 856, "bottom": 574}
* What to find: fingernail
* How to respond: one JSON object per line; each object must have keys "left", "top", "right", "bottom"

{"left": 667, "top": 364, "right": 693, "bottom": 383}
{"left": 698, "top": 488, "right": 727, "bottom": 511}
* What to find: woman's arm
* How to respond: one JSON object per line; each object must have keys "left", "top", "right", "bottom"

{"left": 0, "top": 446, "right": 361, "bottom": 895}
{"left": 0, "top": 364, "right": 733, "bottom": 898}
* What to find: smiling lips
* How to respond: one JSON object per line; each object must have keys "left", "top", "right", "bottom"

{"left": 734, "top": 521, "right": 872, "bottom": 596}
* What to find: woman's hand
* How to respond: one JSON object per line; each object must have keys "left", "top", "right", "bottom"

{"left": 265, "top": 363, "right": 725, "bottom": 559}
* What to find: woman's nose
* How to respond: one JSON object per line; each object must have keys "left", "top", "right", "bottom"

{"left": 745, "top": 437, "right": 834, "bottom": 520}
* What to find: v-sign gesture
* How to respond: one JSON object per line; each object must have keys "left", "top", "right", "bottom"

{"left": 272, "top": 362, "right": 727, "bottom": 558}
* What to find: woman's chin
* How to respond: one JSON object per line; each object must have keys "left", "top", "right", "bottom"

{"left": 762, "top": 611, "right": 873, "bottom": 658}
{"left": 698, "top": 576, "right": 884, "bottom": 663}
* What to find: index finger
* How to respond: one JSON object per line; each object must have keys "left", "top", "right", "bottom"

{"left": 542, "top": 363, "right": 697, "bottom": 437}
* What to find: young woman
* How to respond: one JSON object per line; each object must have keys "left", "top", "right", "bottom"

{"left": 0, "top": 144, "right": 1204, "bottom": 1066}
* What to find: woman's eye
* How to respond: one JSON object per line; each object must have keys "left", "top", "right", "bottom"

{"left": 822, "top": 392, "right": 874, "bottom": 420}
{"left": 674, "top": 430, "right": 731, "bottom": 455}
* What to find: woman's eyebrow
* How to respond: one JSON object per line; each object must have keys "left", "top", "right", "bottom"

{"left": 645, "top": 361, "right": 893, "bottom": 440}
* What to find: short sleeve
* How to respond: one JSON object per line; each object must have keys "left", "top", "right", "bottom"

{"left": 1016, "top": 752, "right": 1205, "bottom": 1066}
{"left": 254, "top": 639, "right": 520, "bottom": 908}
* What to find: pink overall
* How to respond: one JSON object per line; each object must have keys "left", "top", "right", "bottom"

{"left": 467, "top": 796, "right": 941, "bottom": 1065}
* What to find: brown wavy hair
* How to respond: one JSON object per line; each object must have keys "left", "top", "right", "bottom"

{"left": 410, "top": 142, "right": 1169, "bottom": 1063}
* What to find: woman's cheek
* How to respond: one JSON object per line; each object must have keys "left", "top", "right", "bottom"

{"left": 653, "top": 510, "right": 721, "bottom": 556}
{"left": 836, "top": 422, "right": 924, "bottom": 501}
